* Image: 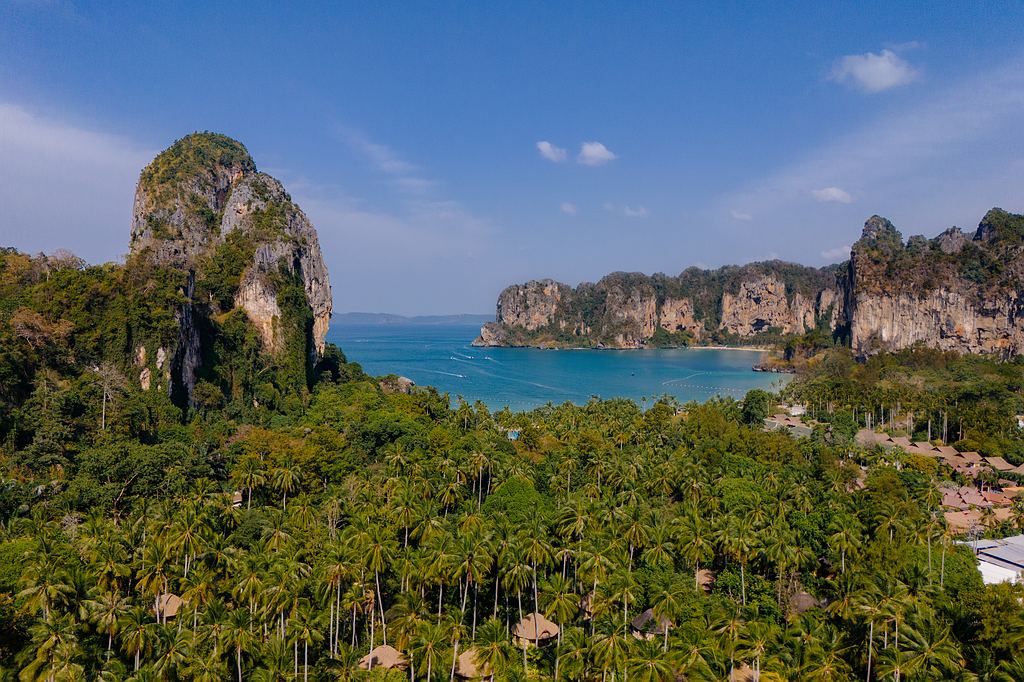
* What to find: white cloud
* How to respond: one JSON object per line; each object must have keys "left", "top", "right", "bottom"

{"left": 603, "top": 202, "right": 648, "bottom": 218}
{"left": 821, "top": 245, "right": 852, "bottom": 261}
{"left": 560, "top": 202, "right": 577, "bottom": 215}
{"left": 343, "top": 132, "right": 417, "bottom": 174}
{"left": 329, "top": 128, "right": 495, "bottom": 261}
{"left": 536, "top": 140, "right": 567, "bottom": 162}
{"left": 0, "top": 102, "right": 153, "bottom": 263}
{"left": 812, "top": 186, "right": 853, "bottom": 203}
{"left": 830, "top": 49, "right": 918, "bottom": 93}
{"left": 730, "top": 209, "right": 753, "bottom": 221}
{"left": 577, "top": 141, "right": 617, "bottom": 166}
{"left": 338, "top": 129, "right": 442, "bottom": 198}
{"left": 717, "top": 56, "right": 1024, "bottom": 224}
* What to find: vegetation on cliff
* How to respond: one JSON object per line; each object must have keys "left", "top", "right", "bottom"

{"left": 137, "top": 132, "right": 255, "bottom": 218}
{"left": 851, "top": 209, "right": 1024, "bottom": 298}
{"left": 479, "top": 262, "right": 840, "bottom": 349}
{"left": 482, "top": 208, "right": 1024, "bottom": 356}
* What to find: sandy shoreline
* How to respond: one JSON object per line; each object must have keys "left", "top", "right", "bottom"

{"left": 685, "top": 345, "right": 773, "bottom": 352}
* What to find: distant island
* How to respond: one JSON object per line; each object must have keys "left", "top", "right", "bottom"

{"left": 476, "top": 209, "right": 1024, "bottom": 358}
{"left": 334, "top": 312, "right": 492, "bottom": 326}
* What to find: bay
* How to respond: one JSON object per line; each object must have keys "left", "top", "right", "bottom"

{"left": 328, "top": 323, "right": 790, "bottom": 411}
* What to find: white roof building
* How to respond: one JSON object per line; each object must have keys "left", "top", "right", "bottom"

{"left": 970, "top": 534, "right": 1024, "bottom": 585}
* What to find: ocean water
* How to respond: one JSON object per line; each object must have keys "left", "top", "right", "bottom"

{"left": 328, "top": 323, "right": 790, "bottom": 411}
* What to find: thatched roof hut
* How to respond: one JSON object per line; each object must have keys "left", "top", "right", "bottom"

{"left": 730, "top": 663, "right": 755, "bottom": 681}
{"left": 630, "top": 608, "right": 672, "bottom": 640}
{"left": 788, "top": 590, "right": 821, "bottom": 616}
{"left": 696, "top": 568, "right": 715, "bottom": 593}
{"left": 455, "top": 648, "right": 491, "bottom": 679}
{"left": 156, "top": 593, "right": 183, "bottom": 619}
{"left": 358, "top": 644, "right": 408, "bottom": 671}
{"left": 512, "top": 612, "right": 559, "bottom": 647}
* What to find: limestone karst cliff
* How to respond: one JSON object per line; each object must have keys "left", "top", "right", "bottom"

{"left": 846, "top": 209, "right": 1024, "bottom": 358}
{"left": 477, "top": 208, "right": 1024, "bottom": 357}
{"left": 128, "top": 132, "right": 333, "bottom": 402}
{"left": 477, "top": 264, "right": 840, "bottom": 349}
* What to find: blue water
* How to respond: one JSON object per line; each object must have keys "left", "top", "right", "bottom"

{"left": 328, "top": 323, "right": 790, "bottom": 411}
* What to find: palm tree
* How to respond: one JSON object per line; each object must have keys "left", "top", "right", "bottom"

{"left": 994, "top": 656, "right": 1024, "bottom": 682}
{"left": 677, "top": 512, "right": 713, "bottom": 591}
{"left": 169, "top": 502, "right": 209, "bottom": 577}
{"left": 855, "top": 586, "right": 883, "bottom": 682}
{"left": 220, "top": 608, "right": 255, "bottom": 682}
{"left": 557, "top": 626, "right": 590, "bottom": 682}
{"left": 712, "top": 607, "right": 745, "bottom": 679}
{"left": 737, "top": 620, "right": 778, "bottom": 682}
{"left": 153, "top": 627, "right": 192, "bottom": 680}
{"left": 182, "top": 651, "right": 230, "bottom": 682}
{"left": 628, "top": 640, "right": 675, "bottom": 682}
{"left": 827, "top": 514, "right": 862, "bottom": 576}
{"left": 474, "top": 618, "right": 514, "bottom": 681}
{"left": 411, "top": 620, "right": 448, "bottom": 681}
{"left": 902, "top": 612, "right": 964, "bottom": 680}
{"left": 17, "top": 545, "right": 73, "bottom": 620}
{"left": 271, "top": 460, "right": 301, "bottom": 511}
{"left": 289, "top": 599, "right": 324, "bottom": 682}
{"left": 359, "top": 522, "right": 396, "bottom": 644}
{"left": 591, "top": 622, "right": 631, "bottom": 681}
{"left": 231, "top": 455, "right": 266, "bottom": 510}
{"left": 641, "top": 521, "right": 676, "bottom": 570}
{"left": 718, "top": 516, "right": 756, "bottom": 605}
{"left": 650, "top": 583, "right": 685, "bottom": 652}
{"left": 84, "top": 590, "right": 129, "bottom": 653}
{"left": 120, "top": 607, "right": 153, "bottom": 671}
{"left": 136, "top": 538, "right": 173, "bottom": 623}
{"left": 20, "top": 613, "right": 82, "bottom": 682}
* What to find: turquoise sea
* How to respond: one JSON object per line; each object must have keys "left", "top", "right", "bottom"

{"left": 328, "top": 323, "right": 790, "bottom": 411}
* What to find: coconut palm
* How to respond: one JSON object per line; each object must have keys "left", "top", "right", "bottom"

{"left": 411, "top": 619, "right": 448, "bottom": 681}
{"left": 677, "top": 512, "right": 713, "bottom": 591}
{"left": 120, "top": 607, "right": 153, "bottom": 672}
{"left": 230, "top": 455, "right": 266, "bottom": 509}
{"left": 590, "top": 622, "right": 632, "bottom": 681}
{"left": 84, "top": 590, "right": 129, "bottom": 653}
{"left": 628, "top": 640, "right": 675, "bottom": 682}
{"left": 270, "top": 460, "right": 301, "bottom": 511}
{"left": 220, "top": 608, "right": 255, "bottom": 682}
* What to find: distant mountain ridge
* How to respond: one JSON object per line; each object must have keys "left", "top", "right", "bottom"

{"left": 335, "top": 312, "right": 492, "bottom": 326}
{"left": 476, "top": 209, "right": 1024, "bottom": 358}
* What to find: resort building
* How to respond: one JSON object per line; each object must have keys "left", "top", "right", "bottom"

{"left": 969, "top": 534, "right": 1024, "bottom": 585}
{"left": 512, "top": 612, "right": 559, "bottom": 648}
{"left": 358, "top": 645, "right": 408, "bottom": 671}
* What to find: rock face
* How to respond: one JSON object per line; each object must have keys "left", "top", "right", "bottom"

{"left": 658, "top": 298, "right": 701, "bottom": 339}
{"left": 478, "top": 208, "right": 1024, "bottom": 357}
{"left": 719, "top": 276, "right": 816, "bottom": 336}
{"left": 494, "top": 280, "right": 569, "bottom": 331}
{"left": 128, "top": 133, "right": 332, "bottom": 401}
{"left": 475, "top": 265, "right": 839, "bottom": 348}
{"left": 846, "top": 209, "right": 1024, "bottom": 358}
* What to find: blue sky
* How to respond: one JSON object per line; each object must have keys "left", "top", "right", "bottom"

{"left": 2, "top": 1, "right": 1023, "bottom": 315}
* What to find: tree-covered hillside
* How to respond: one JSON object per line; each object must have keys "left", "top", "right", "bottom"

{"left": 2, "top": 343, "right": 1023, "bottom": 679}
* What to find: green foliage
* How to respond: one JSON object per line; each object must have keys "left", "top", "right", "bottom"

{"left": 138, "top": 132, "right": 254, "bottom": 209}
{"left": 740, "top": 389, "right": 771, "bottom": 425}
{"left": 2, "top": 236, "right": 1023, "bottom": 677}
{"left": 197, "top": 230, "right": 257, "bottom": 311}
{"left": 787, "top": 346, "right": 1024, "bottom": 462}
